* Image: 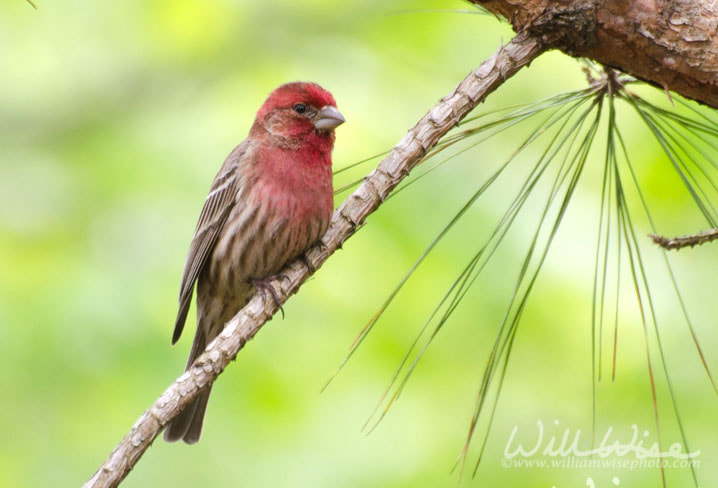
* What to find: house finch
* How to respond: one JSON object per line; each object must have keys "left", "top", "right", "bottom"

{"left": 163, "top": 82, "right": 344, "bottom": 444}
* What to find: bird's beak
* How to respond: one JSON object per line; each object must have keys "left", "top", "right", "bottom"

{"left": 314, "top": 105, "right": 345, "bottom": 131}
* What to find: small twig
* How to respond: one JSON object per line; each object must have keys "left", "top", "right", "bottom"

{"left": 84, "top": 30, "right": 550, "bottom": 488}
{"left": 651, "top": 228, "right": 718, "bottom": 250}
{"left": 25, "top": 0, "right": 37, "bottom": 9}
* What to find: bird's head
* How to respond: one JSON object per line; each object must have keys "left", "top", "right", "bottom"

{"left": 251, "top": 82, "right": 345, "bottom": 147}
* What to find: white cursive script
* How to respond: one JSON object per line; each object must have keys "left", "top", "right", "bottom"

{"left": 504, "top": 420, "right": 700, "bottom": 460}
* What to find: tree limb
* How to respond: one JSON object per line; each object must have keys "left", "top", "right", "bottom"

{"left": 83, "top": 30, "right": 552, "bottom": 488}
{"left": 652, "top": 228, "right": 718, "bottom": 250}
{"left": 471, "top": 0, "right": 718, "bottom": 109}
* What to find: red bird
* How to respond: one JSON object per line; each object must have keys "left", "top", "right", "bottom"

{"left": 164, "top": 82, "right": 344, "bottom": 444}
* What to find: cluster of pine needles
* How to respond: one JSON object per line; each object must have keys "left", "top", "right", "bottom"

{"left": 331, "top": 62, "right": 717, "bottom": 486}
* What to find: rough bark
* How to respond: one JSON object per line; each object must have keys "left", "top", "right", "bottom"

{"left": 84, "top": 31, "right": 551, "bottom": 488}
{"left": 471, "top": 0, "right": 718, "bottom": 108}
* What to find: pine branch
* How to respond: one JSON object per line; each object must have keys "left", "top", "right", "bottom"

{"left": 470, "top": 0, "right": 718, "bottom": 109}
{"left": 83, "top": 31, "right": 550, "bottom": 488}
{"left": 651, "top": 228, "right": 718, "bottom": 250}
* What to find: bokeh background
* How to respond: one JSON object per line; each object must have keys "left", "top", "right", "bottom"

{"left": 1, "top": 1, "right": 716, "bottom": 487}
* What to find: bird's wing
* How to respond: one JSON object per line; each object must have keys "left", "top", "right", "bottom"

{"left": 171, "top": 144, "right": 247, "bottom": 344}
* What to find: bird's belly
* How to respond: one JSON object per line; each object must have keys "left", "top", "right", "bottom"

{"left": 202, "top": 193, "right": 329, "bottom": 300}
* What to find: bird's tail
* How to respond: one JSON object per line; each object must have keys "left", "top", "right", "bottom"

{"left": 163, "top": 322, "right": 214, "bottom": 444}
{"left": 163, "top": 387, "right": 212, "bottom": 444}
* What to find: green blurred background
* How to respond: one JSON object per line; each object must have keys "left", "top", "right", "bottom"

{"left": 1, "top": 1, "right": 716, "bottom": 487}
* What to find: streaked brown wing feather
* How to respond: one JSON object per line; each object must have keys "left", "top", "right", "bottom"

{"left": 171, "top": 143, "right": 247, "bottom": 344}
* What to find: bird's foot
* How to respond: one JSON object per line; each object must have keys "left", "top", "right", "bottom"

{"left": 300, "top": 253, "right": 316, "bottom": 273}
{"left": 251, "top": 275, "right": 289, "bottom": 318}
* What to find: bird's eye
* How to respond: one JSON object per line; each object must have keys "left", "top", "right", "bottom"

{"left": 293, "top": 103, "right": 307, "bottom": 114}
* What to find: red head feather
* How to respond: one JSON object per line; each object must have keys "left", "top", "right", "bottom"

{"left": 255, "top": 82, "right": 336, "bottom": 120}
{"left": 250, "top": 82, "right": 340, "bottom": 152}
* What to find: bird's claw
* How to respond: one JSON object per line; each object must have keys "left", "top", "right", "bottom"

{"left": 300, "top": 253, "right": 316, "bottom": 273}
{"left": 251, "top": 277, "right": 286, "bottom": 318}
